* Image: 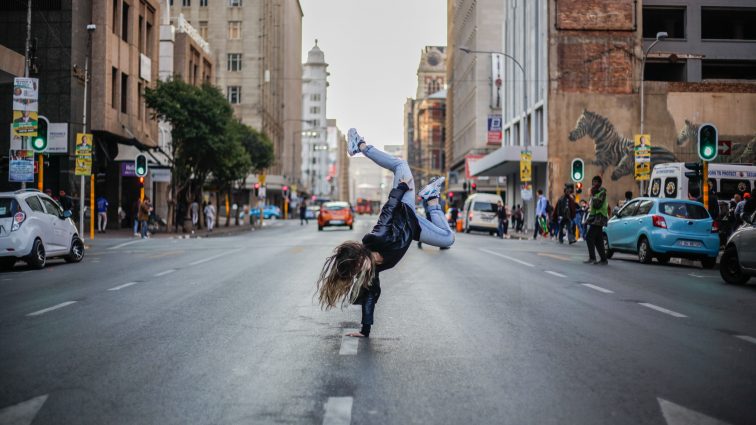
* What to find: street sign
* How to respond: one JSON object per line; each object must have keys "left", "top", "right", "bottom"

{"left": 46, "top": 123, "right": 68, "bottom": 153}
{"left": 487, "top": 114, "right": 502, "bottom": 145}
{"left": 718, "top": 140, "right": 731, "bottom": 156}
{"left": 12, "top": 77, "right": 39, "bottom": 137}
{"left": 75, "top": 133, "right": 93, "bottom": 176}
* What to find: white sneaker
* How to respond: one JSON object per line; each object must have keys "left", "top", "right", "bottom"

{"left": 418, "top": 176, "right": 445, "bottom": 200}
{"left": 347, "top": 128, "right": 363, "bottom": 156}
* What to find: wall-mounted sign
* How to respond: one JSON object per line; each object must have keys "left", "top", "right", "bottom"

{"left": 487, "top": 114, "right": 502, "bottom": 145}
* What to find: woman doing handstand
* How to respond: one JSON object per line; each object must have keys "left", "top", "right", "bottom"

{"left": 316, "top": 128, "right": 455, "bottom": 337}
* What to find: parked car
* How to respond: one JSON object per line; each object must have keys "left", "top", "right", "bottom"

{"left": 0, "top": 189, "right": 84, "bottom": 270}
{"left": 720, "top": 210, "right": 756, "bottom": 284}
{"left": 603, "top": 198, "right": 719, "bottom": 268}
{"left": 318, "top": 201, "right": 354, "bottom": 231}
{"left": 462, "top": 193, "right": 501, "bottom": 235}
{"left": 249, "top": 205, "right": 282, "bottom": 219}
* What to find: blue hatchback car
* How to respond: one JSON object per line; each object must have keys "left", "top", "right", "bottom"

{"left": 249, "top": 205, "right": 281, "bottom": 220}
{"left": 604, "top": 198, "right": 719, "bottom": 268}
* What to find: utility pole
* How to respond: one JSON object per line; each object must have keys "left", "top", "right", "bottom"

{"left": 80, "top": 25, "right": 95, "bottom": 236}
{"left": 21, "top": 0, "right": 32, "bottom": 189}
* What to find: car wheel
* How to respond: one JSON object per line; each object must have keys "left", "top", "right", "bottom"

{"left": 349, "top": 225, "right": 353, "bottom": 230}
{"left": 26, "top": 239, "right": 46, "bottom": 269}
{"left": 64, "top": 237, "right": 85, "bottom": 263}
{"left": 0, "top": 258, "right": 16, "bottom": 271}
{"left": 720, "top": 246, "right": 750, "bottom": 285}
{"left": 701, "top": 257, "right": 717, "bottom": 269}
{"left": 603, "top": 234, "right": 614, "bottom": 259}
{"left": 318, "top": 225, "right": 323, "bottom": 231}
{"left": 656, "top": 254, "right": 671, "bottom": 265}
{"left": 637, "top": 237, "right": 653, "bottom": 264}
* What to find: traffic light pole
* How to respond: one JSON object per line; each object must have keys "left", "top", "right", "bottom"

{"left": 703, "top": 161, "right": 709, "bottom": 212}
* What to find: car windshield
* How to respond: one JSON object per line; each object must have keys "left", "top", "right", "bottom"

{"left": 0, "top": 197, "right": 18, "bottom": 218}
{"left": 659, "top": 202, "right": 709, "bottom": 219}
{"left": 473, "top": 202, "right": 497, "bottom": 213}
{"left": 324, "top": 202, "right": 349, "bottom": 211}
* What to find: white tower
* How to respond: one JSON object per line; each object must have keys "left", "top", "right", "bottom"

{"left": 302, "top": 40, "right": 329, "bottom": 196}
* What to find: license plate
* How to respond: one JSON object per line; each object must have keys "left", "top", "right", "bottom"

{"left": 330, "top": 220, "right": 344, "bottom": 225}
{"left": 678, "top": 240, "right": 703, "bottom": 247}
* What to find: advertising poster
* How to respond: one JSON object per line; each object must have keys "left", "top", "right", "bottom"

{"left": 47, "top": 122, "right": 69, "bottom": 153}
{"left": 634, "top": 134, "right": 651, "bottom": 181}
{"left": 9, "top": 149, "right": 35, "bottom": 182}
{"left": 12, "top": 111, "right": 38, "bottom": 137}
{"left": 487, "top": 114, "right": 502, "bottom": 145}
{"left": 12, "top": 77, "right": 39, "bottom": 111}
{"left": 520, "top": 150, "right": 532, "bottom": 182}
{"left": 75, "top": 133, "right": 93, "bottom": 176}
{"left": 520, "top": 182, "right": 533, "bottom": 201}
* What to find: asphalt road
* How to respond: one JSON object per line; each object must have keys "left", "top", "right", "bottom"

{"left": 1, "top": 216, "right": 755, "bottom": 425}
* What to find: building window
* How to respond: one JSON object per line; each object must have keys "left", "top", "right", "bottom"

{"left": 310, "top": 93, "right": 321, "bottom": 102}
{"left": 645, "top": 62, "right": 687, "bottom": 82}
{"left": 200, "top": 0, "right": 207, "bottom": 6}
{"left": 701, "top": 8, "right": 756, "bottom": 40}
{"left": 198, "top": 21, "right": 208, "bottom": 39}
{"left": 146, "top": 21, "right": 153, "bottom": 56}
{"left": 702, "top": 60, "right": 756, "bottom": 80}
{"left": 112, "top": 0, "right": 118, "bottom": 34}
{"left": 227, "top": 53, "right": 242, "bottom": 71}
{"left": 229, "top": 0, "right": 242, "bottom": 6}
{"left": 138, "top": 15, "right": 144, "bottom": 53}
{"left": 111, "top": 67, "right": 118, "bottom": 109}
{"left": 138, "top": 82, "right": 143, "bottom": 120}
{"left": 121, "top": 1, "right": 129, "bottom": 42}
{"left": 121, "top": 73, "right": 129, "bottom": 113}
{"left": 309, "top": 106, "right": 320, "bottom": 114}
{"left": 182, "top": 0, "right": 190, "bottom": 6}
{"left": 643, "top": 7, "right": 686, "bottom": 39}
{"left": 228, "top": 21, "right": 241, "bottom": 39}
{"left": 227, "top": 86, "right": 241, "bottom": 104}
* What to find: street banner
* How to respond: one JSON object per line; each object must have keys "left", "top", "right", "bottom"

{"left": 75, "top": 133, "right": 93, "bottom": 176}
{"left": 10, "top": 125, "right": 23, "bottom": 150}
{"left": 464, "top": 154, "right": 484, "bottom": 180}
{"left": 634, "top": 134, "right": 651, "bottom": 181}
{"left": 487, "top": 114, "right": 502, "bottom": 145}
{"left": 12, "top": 110, "right": 38, "bottom": 137}
{"left": 12, "top": 77, "right": 39, "bottom": 112}
{"left": 520, "top": 150, "right": 532, "bottom": 182}
{"left": 9, "top": 149, "right": 35, "bottom": 182}
{"left": 47, "top": 122, "right": 69, "bottom": 153}
{"left": 520, "top": 182, "right": 533, "bottom": 201}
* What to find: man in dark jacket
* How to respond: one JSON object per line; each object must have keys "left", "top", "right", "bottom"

{"left": 557, "top": 187, "right": 576, "bottom": 244}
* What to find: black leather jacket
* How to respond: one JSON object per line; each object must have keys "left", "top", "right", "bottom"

{"left": 362, "top": 183, "right": 420, "bottom": 271}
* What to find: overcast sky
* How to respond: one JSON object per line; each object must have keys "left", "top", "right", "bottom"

{"left": 300, "top": 0, "right": 446, "bottom": 149}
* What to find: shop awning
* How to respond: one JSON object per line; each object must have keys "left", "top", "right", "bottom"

{"left": 469, "top": 145, "right": 548, "bottom": 177}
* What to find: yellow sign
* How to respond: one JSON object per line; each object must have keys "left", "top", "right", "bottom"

{"left": 259, "top": 173, "right": 266, "bottom": 185}
{"left": 75, "top": 133, "right": 93, "bottom": 176}
{"left": 12, "top": 111, "right": 38, "bottom": 137}
{"left": 520, "top": 150, "right": 532, "bottom": 182}
{"left": 634, "top": 134, "right": 651, "bottom": 181}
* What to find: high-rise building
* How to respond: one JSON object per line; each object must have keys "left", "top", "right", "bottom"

{"left": 301, "top": 41, "right": 329, "bottom": 196}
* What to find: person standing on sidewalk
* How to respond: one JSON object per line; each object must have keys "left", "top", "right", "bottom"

{"left": 496, "top": 200, "right": 508, "bottom": 239}
{"left": 96, "top": 195, "right": 109, "bottom": 233}
{"left": 190, "top": 199, "right": 200, "bottom": 231}
{"left": 204, "top": 201, "right": 216, "bottom": 232}
{"left": 138, "top": 197, "right": 151, "bottom": 239}
{"left": 533, "top": 190, "right": 547, "bottom": 240}
{"left": 299, "top": 200, "right": 308, "bottom": 225}
{"left": 584, "top": 176, "right": 609, "bottom": 265}
{"left": 557, "top": 187, "right": 576, "bottom": 244}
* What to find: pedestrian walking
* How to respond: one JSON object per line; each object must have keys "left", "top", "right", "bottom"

{"left": 575, "top": 200, "right": 588, "bottom": 240}
{"left": 317, "top": 128, "right": 455, "bottom": 338}
{"left": 533, "top": 190, "right": 548, "bottom": 239}
{"left": 96, "top": 195, "right": 109, "bottom": 233}
{"left": 584, "top": 176, "right": 609, "bottom": 265}
{"left": 133, "top": 198, "right": 142, "bottom": 236}
{"left": 138, "top": 197, "right": 151, "bottom": 239}
{"left": 496, "top": 200, "right": 508, "bottom": 238}
{"left": 190, "top": 199, "right": 200, "bottom": 231}
{"left": 450, "top": 204, "right": 459, "bottom": 232}
{"left": 512, "top": 204, "right": 523, "bottom": 232}
{"left": 557, "top": 187, "right": 576, "bottom": 244}
{"left": 299, "top": 200, "right": 308, "bottom": 225}
{"left": 58, "top": 190, "right": 73, "bottom": 214}
{"left": 204, "top": 201, "right": 216, "bottom": 231}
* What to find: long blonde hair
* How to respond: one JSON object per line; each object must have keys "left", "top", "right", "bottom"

{"left": 316, "top": 241, "right": 375, "bottom": 309}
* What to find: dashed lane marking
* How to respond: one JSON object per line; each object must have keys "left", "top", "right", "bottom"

{"left": 339, "top": 329, "right": 360, "bottom": 355}
{"left": 107, "top": 239, "right": 144, "bottom": 250}
{"left": 545, "top": 270, "right": 567, "bottom": 278}
{"left": 581, "top": 283, "right": 614, "bottom": 294}
{"left": 734, "top": 335, "right": 756, "bottom": 345}
{"left": 154, "top": 269, "right": 176, "bottom": 277}
{"left": 0, "top": 394, "right": 48, "bottom": 425}
{"left": 107, "top": 282, "right": 140, "bottom": 291}
{"left": 322, "top": 397, "right": 353, "bottom": 425}
{"left": 27, "top": 301, "right": 77, "bottom": 317}
{"left": 480, "top": 249, "right": 534, "bottom": 268}
{"left": 639, "top": 302, "right": 687, "bottom": 318}
{"left": 187, "top": 249, "right": 242, "bottom": 266}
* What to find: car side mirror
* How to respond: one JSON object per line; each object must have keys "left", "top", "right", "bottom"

{"left": 61, "top": 210, "right": 72, "bottom": 219}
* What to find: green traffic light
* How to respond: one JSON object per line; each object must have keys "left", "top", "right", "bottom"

{"left": 136, "top": 167, "right": 145, "bottom": 175}
{"left": 32, "top": 137, "right": 46, "bottom": 151}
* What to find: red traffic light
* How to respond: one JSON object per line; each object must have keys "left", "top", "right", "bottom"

{"left": 282, "top": 185, "right": 288, "bottom": 191}
{"left": 254, "top": 183, "right": 260, "bottom": 189}
{"left": 471, "top": 183, "right": 477, "bottom": 190}
{"left": 139, "top": 177, "right": 144, "bottom": 185}
{"left": 448, "top": 192, "right": 454, "bottom": 198}
{"left": 576, "top": 182, "right": 583, "bottom": 194}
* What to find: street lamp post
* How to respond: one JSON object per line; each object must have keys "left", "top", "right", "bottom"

{"left": 459, "top": 47, "right": 529, "bottom": 147}
{"left": 639, "top": 31, "right": 667, "bottom": 195}
{"left": 80, "top": 24, "right": 95, "bottom": 238}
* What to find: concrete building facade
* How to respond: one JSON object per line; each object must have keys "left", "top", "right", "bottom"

{"left": 301, "top": 42, "right": 329, "bottom": 196}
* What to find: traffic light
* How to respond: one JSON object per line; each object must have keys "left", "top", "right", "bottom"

{"left": 684, "top": 162, "right": 703, "bottom": 180}
{"left": 134, "top": 154, "right": 148, "bottom": 177}
{"left": 575, "top": 182, "right": 583, "bottom": 194}
{"left": 139, "top": 176, "right": 145, "bottom": 186}
{"left": 471, "top": 182, "right": 477, "bottom": 192}
{"left": 571, "top": 158, "right": 584, "bottom": 182}
{"left": 448, "top": 192, "right": 454, "bottom": 202}
{"left": 282, "top": 185, "right": 289, "bottom": 198}
{"left": 697, "top": 123, "right": 718, "bottom": 161}
{"left": 31, "top": 118, "right": 47, "bottom": 152}
{"left": 463, "top": 182, "right": 468, "bottom": 193}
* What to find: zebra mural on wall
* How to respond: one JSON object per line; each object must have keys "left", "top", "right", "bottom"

{"left": 568, "top": 109, "right": 678, "bottom": 180}
{"left": 677, "top": 119, "right": 756, "bottom": 163}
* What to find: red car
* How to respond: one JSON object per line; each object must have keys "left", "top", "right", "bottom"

{"left": 318, "top": 201, "right": 354, "bottom": 231}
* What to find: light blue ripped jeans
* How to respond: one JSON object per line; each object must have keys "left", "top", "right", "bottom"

{"left": 362, "top": 145, "right": 455, "bottom": 248}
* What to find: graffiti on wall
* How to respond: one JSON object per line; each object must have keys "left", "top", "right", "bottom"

{"left": 676, "top": 119, "right": 756, "bottom": 164}
{"left": 567, "top": 110, "right": 677, "bottom": 181}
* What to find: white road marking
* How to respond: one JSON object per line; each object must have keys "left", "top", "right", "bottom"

{"left": 108, "top": 239, "right": 143, "bottom": 250}
{"left": 27, "top": 301, "right": 77, "bottom": 317}
{"left": 322, "top": 397, "right": 353, "bottom": 425}
{"left": 658, "top": 397, "right": 730, "bottom": 425}
{"left": 107, "top": 282, "right": 140, "bottom": 291}
{"left": 480, "top": 249, "right": 534, "bottom": 268}
{"left": 689, "top": 273, "right": 718, "bottom": 279}
{"left": 187, "top": 248, "right": 242, "bottom": 266}
{"left": 0, "top": 394, "right": 48, "bottom": 425}
{"left": 154, "top": 269, "right": 176, "bottom": 277}
{"left": 734, "top": 335, "right": 756, "bottom": 345}
{"left": 639, "top": 302, "right": 687, "bottom": 318}
{"left": 545, "top": 270, "right": 567, "bottom": 278}
{"left": 581, "top": 283, "right": 614, "bottom": 294}
{"left": 339, "top": 329, "right": 360, "bottom": 355}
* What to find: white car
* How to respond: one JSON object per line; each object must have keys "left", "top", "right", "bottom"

{"left": 0, "top": 189, "right": 84, "bottom": 270}
{"left": 720, "top": 210, "right": 756, "bottom": 285}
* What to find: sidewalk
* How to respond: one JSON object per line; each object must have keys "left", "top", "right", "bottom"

{"left": 85, "top": 218, "right": 287, "bottom": 242}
